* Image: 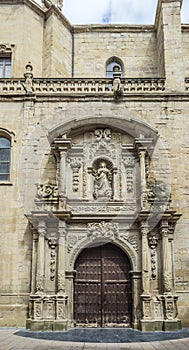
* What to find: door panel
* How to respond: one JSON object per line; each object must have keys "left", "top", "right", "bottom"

{"left": 74, "top": 243, "right": 132, "bottom": 327}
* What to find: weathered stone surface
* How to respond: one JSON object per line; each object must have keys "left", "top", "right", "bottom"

{"left": 0, "top": 0, "right": 189, "bottom": 330}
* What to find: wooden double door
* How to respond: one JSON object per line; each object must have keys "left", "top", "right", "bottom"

{"left": 74, "top": 243, "right": 132, "bottom": 327}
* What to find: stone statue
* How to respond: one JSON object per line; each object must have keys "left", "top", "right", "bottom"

{"left": 93, "top": 161, "right": 112, "bottom": 200}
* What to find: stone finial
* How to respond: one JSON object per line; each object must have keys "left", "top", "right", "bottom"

{"left": 113, "top": 65, "right": 122, "bottom": 99}
{"left": 24, "top": 61, "right": 33, "bottom": 93}
{"left": 42, "top": 0, "right": 63, "bottom": 11}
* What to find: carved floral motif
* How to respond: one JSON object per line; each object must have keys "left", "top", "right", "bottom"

{"left": 48, "top": 238, "right": 57, "bottom": 281}
{"left": 67, "top": 234, "right": 85, "bottom": 253}
{"left": 36, "top": 183, "right": 58, "bottom": 201}
{"left": 148, "top": 232, "right": 159, "bottom": 279}
{"left": 87, "top": 221, "right": 119, "bottom": 241}
{"left": 67, "top": 157, "right": 83, "bottom": 192}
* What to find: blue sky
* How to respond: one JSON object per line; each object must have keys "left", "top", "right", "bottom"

{"left": 36, "top": 0, "right": 189, "bottom": 24}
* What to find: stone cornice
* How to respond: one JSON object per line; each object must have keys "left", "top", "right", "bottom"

{"left": 1, "top": 93, "right": 189, "bottom": 103}
{"left": 73, "top": 24, "right": 155, "bottom": 34}
{"left": 45, "top": 4, "right": 72, "bottom": 32}
{"left": 0, "top": 0, "right": 45, "bottom": 17}
{"left": 0, "top": 0, "right": 73, "bottom": 31}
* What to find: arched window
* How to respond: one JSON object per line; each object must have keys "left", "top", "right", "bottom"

{"left": 0, "top": 137, "right": 11, "bottom": 181}
{"left": 106, "top": 58, "right": 123, "bottom": 78}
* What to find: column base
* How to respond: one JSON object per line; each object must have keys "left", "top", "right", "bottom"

{"left": 140, "top": 320, "right": 163, "bottom": 332}
{"left": 140, "top": 319, "right": 182, "bottom": 332}
{"left": 26, "top": 319, "right": 68, "bottom": 331}
{"left": 163, "top": 319, "right": 182, "bottom": 331}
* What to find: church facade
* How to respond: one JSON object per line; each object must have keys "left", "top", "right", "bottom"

{"left": 0, "top": 0, "right": 189, "bottom": 331}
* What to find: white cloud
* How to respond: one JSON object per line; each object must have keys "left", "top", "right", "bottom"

{"left": 35, "top": 0, "right": 189, "bottom": 24}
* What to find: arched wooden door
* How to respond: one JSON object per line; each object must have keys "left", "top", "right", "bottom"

{"left": 74, "top": 243, "right": 132, "bottom": 327}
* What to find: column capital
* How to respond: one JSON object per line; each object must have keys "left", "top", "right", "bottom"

{"left": 160, "top": 219, "right": 169, "bottom": 237}
{"left": 139, "top": 220, "right": 149, "bottom": 236}
{"left": 134, "top": 138, "right": 153, "bottom": 156}
{"left": 51, "top": 137, "right": 72, "bottom": 153}
{"left": 37, "top": 221, "right": 46, "bottom": 237}
{"left": 58, "top": 220, "right": 67, "bottom": 237}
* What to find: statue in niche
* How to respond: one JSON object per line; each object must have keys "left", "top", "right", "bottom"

{"left": 92, "top": 161, "right": 113, "bottom": 201}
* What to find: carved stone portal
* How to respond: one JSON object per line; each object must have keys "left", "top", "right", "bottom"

{"left": 26, "top": 126, "right": 181, "bottom": 332}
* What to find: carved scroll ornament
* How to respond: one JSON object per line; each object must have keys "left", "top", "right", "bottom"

{"left": 87, "top": 221, "right": 119, "bottom": 241}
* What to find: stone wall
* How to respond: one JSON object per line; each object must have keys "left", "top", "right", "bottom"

{"left": 0, "top": 0, "right": 189, "bottom": 329}
{"left": 73, "top": 26, "right": 158, "bottom": 78}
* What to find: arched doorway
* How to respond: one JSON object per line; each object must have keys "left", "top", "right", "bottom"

{"left": 74, "top": 243, "right": 132, "bottom": 327}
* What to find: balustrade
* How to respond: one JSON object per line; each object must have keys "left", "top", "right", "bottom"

{"left": 0, "top": 77, "right": 166, "bottom": 95}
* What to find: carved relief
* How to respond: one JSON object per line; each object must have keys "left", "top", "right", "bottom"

{"left": 94, "top": 128, "right": 112, "bottom": 141}
{"left": 148, "top": 232, "right": 159, "bottom": 279}
{"left": 163, "top": 272, "right": 172, "bottom": 293}
{"left": 162, "top": 295, "right": 178, "bottom": 320}
{"left": 122, "top": 154, "right": 135, "bottom": 194}
{"left": 34, "top": 301, "right": 42, "bottom": 319}
{"left": 67, "top": 234, "right": 85, "bottom": 253}
{"left": 48, "top": 238, "right": 57, "bottom": 281}
{"left": 71, "top": 204, "right": 136, "bottom": 213}
{"left": 89, "top": 129, "right": 117, "bottom": 160}
{"left": 120, "top": 231, "right": 139, "bottom": 253}
{"left": 87, "top": 221, "right": 119, "bottom": 241}
{"left": 58, "top": 273, "right": 65, "bottom": 291}
{"left": 36, "top": 273, "right": 44, "bottom": 293}
{"left": 0, "top": 44, "right": 13, "bottom": 53}
{"left": 67, "top": 157, "right": 83, "bottom": 192}
{"left": 92, "top": 160, "right": 113, "bottom": 200}
{"left": 36, "top": 183, "right": 58, "bottom": 201}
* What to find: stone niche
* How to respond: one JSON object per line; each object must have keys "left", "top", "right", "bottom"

{"left": 26, "top": 124, "right": 181, "bottom": 332}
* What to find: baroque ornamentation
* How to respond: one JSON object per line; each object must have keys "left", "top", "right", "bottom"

{"left": 89, "top": 129, "right": 117, "bottom": 160}
{"left": 36, "top": 273, "right": 44, "bottom": 293}
{"left": 92, "top": 160, "right": 113, "bottom": 201}
{"left": 48, "top": 238, "right": 57, "bottom": 281}
{"left": 67, "top": 234, "right": 85, "bottom": 253}
{"left": 148, "top": 232, "right": 159, "bottom": 279}
{"left": 94, "top": 128, "right": 112, "bottom": 141}
{"left": 163, "top": 272, "right": 172, "bottom": 293}
{"left": 146, "top": 179, "right": 170, "bottom": 203}
{"left": 0, "top": 44, "right": 13, "bottom": 53}
{"left": 123, "top": 153, "right": 135, "bottom": 193}
{"left": 87, "top": 221, "right": 119, "bottom": 241}
{"left": 120, "top": 231, "right": 139, "bottom": 253}
{"left": 67, "top": 157, "right": 83, "bottom": 192}
{"left": 71, "top": 204, "right": 136, "bottom": 213}
{"left": 36, "top": 183, "right": 58, "bottom": 201}
{"left": 34, "top": 302, "right": 42, "bottom": 319}
{"left": 58, "top": 273, "right": 65, "bottom": 291}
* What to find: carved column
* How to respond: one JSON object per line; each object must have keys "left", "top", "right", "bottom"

{"left": 56, "top": 221, "right": 68, "bottom": 327}
{"left": 36, "top": 221, "right": 46, "bottom": 294}
{"left": 140, "top": 221, "right": 150, "bottom": 295}
{"left": 160, "top": 220, "right": 173, "bottom": 293}
{"left": 130, "top": 271, "right": 141, "bottom": 329}
{"left": 30, "top": 226, "right": 38, "bottom": 294}
{"left": 51, "top": 137, "right": 72, "bottom": 197}
{"left": 112, "top": 167, "right": 119, "bottom": 200}
{"left": 135, "top": 139, "right": 153, "bottom": 210}
{"left": 57, "top": 221, "right": 67, "bottom": 294}
{"left": 139, "top": 150, "right": 147, "bottom": 209}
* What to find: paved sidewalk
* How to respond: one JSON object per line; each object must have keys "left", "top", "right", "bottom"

{"left": 0, "top": 328, "right": 189, "bottom": 350}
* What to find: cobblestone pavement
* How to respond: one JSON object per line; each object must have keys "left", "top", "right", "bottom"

{"left": 0, "top": 328, "right": 189, "bottom": 350}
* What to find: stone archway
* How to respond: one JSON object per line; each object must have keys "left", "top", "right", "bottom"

{"left": 73, "top": 243, "right": 132, "bottom": 328}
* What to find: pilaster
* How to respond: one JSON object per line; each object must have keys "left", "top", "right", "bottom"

{"left": 155, "top": 0, "right": 185, "bottom": 92}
